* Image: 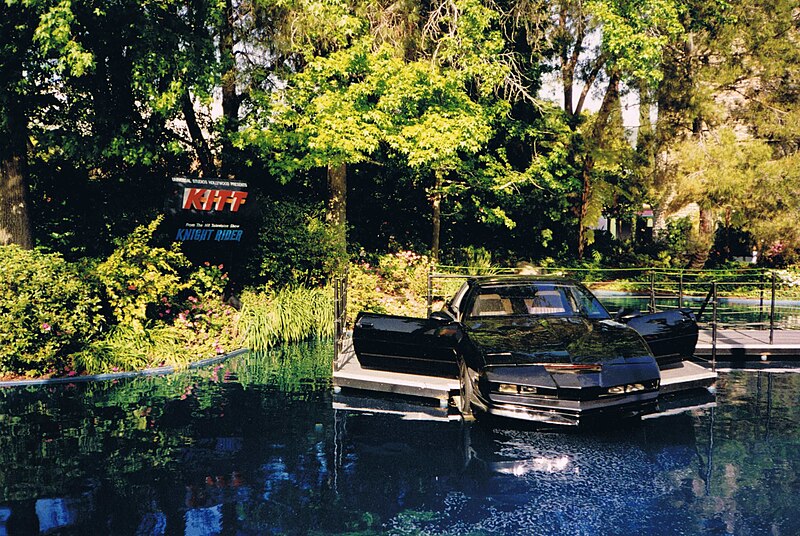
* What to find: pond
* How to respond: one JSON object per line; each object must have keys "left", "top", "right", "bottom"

{"left": 1, "top": 343, "right": 798, "bottom": 535}
{"left": 593, "top": 290, "right": 800, "bottom": 329}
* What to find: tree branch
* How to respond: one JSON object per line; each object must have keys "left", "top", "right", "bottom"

{"left": 574, "top": 52, "right": 606, "bottom": 116}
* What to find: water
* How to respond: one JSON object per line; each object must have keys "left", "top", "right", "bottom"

{"left": 1, "top": 343, "right": 798, "bottom": 535}
{"left": 594, "top": 290, "right": 800, "bottom": 328}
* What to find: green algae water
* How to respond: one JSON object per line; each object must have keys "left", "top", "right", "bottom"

{"left": 0, "top": 343, "right": 798, "bottom": 535}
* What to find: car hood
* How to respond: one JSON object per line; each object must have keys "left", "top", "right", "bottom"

{"left": 464, "top": 316, "right": 653, "bottom": 366}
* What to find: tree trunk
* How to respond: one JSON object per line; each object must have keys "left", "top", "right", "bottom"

{"left": 181, "top": 92, "right": 217, "bottom": 177}
{"left": 0, "top": 95, "right": 33, "bottom": 248}
{"left": 431, "top": 172, "right": 442, "bottom": 263}
{"left": 327, "top": 162, "right": 347, "bottom": 248}
{"left": 219, "top": 0, "right": 238, "bottom": 179}
{"left": 637, "top": 80, "right": 653, "bottom": 152}
{"left": 0, "top": 154, "right": 33, "bottom": 249}
{"left": 577, "top": 72, "right": 620, "bottom": 258}
{"left": 576, "top": 162, "right": 593, "bottom": 259}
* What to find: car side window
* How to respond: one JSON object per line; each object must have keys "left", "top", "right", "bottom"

{"left": 447, "top": 282, "right": 470, "bottom": 319}
{"left": 566, "top": 285, "right": 610, "bottom": 319}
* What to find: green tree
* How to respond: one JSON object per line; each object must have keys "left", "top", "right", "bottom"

{"left": 240, "top": 0, "right": 523, "bottom": 262}
{"left": 509, "top": 0, "right": 683, "bottom": 256}
{"left": 2, "top": 0, "right": 225, "bottom": 254}
{"left": 652, "top": 0, "right": 800, "bottom": 264}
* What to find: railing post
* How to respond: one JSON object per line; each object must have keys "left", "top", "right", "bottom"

{"left": 769, "top": 271, "right": 776, "bottom": 345}
{"left": 679, "top": 271, "right": 684, "bottom": 309}
{"left": 332, "top": 270, "right": 349, "bottom": 372}
{"left": 649, "top": 271, "right": 656, "bottom": 313}
{"left": 427, "top": 265, "right": 433, "bottom": 318}
{"left": 333, "top": 276, "right": 341, "bottom": 371}
{"left": 712, "top": 281, "right": 718, "bottom": 372}
{"left": 758, "top": 269, "right": 765, "bottom": 329}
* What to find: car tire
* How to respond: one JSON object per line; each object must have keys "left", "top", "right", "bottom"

{"left": 459, "top": 359, "right": 473, "bottom": 418}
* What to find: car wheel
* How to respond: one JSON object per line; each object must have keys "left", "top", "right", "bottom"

{"left": 459, "top": 359, "right": 473, "bottom": 418}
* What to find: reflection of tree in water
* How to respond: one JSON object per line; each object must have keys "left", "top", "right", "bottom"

{"left": 687, "top": 371, "right": 800, "bottom": 536}
{"left": 0, "top": 356, "right": 798, "bottom": 535}
{"left": 0, "top": 343, "right": 341, "bottom": 534}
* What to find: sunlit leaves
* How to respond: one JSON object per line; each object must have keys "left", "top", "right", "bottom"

{"left": 587, "top": 0, "right": 682, "bottom": 84}
{"left": 32, "top": 0, "right": 94, "bottom": 76}
{"left": 670, "top": 128, "right": 800, "bottom": 256}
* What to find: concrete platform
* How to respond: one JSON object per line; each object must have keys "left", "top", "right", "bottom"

{"left": 695, "top": 328, "right": 800, "bottom": 358}
{"left": 659, "top": 361, "right": 717, "bottom": 394}
{"left": 333, "top": 336, "right": 716, "bottom": 417}
{"left": 333, "top": 339, "right": 459, "bottom": 405}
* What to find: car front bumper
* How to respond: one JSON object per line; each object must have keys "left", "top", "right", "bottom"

{"left": 476, "top": 390, "right": 660, "bottom": 426}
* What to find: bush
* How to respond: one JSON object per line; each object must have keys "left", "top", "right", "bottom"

{"left": 245, "top": 199, "right": 346, "bottom": 287}
{"left": 75, "top": 294, "right": 240, "bottom": 374}
{"left": 95, "top": 216, "right": 192, "bottom": 331}
{"left": 346, "top": 251, "right": 431, "bottom": 322}
{"left": 0, "top": 245, "right": 103, "bottom": 375}
{"left": 237, "top": 286, "right": 334, "bottom": 353}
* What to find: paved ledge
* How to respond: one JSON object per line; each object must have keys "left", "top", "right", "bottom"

{"left": 696, "top": 329, "right": 800, "bottom": 358}
{"left": 0, "top": 348, "right": 249, "bottom": 388}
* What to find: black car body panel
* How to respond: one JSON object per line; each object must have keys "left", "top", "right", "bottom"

{"left": 352, "top": 277, "right": 699, "bottom": 425}
{"left": 620, "top": 309, "right": 698, "bottom": 365}
{"left": 353, "top": 313, "right": 460, "bottom": 376}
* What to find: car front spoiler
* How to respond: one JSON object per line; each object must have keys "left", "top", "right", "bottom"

{"left": 478, "top": 391, "right": 659, "bottom": 426}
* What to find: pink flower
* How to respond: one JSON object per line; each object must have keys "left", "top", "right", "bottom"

{"left": 41, "top": 322, "right": 51, "bottom": 332}
{"left": 67, "top": 370, "right": 77, "bottom": 377}
{"left": 218, "top": 264, "right": 224, "bottom": 270}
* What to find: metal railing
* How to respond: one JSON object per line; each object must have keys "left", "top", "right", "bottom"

{"left": 424, "top": 266, "right": 800, "bottom": 370}
{"left": 333, "top": 271, "right": 348, "bottom": 371}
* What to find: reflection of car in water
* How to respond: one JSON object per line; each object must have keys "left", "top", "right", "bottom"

{"left": 353, "top": 276, "right": 698, "bottom": 426}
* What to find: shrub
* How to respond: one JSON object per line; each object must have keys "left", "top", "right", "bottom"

{"left": 0, "top": 245, "right": 103, "bottom": 375}
{"left": 346, "top": 251, "right": 431, "bottom": 323}
{"left": 95, "top": 216, "right": 191, "bottom": 330}
{"left": 245, "top": 199, "right": 347, "bottom": 287}
{"left": 238, "top": 286, "right": 334, "bottom": 353}
{"left": 75, "top": 295, "right": 240, "bottom": 374}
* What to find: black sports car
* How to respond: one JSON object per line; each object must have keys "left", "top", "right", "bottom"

{"left": 353, "top": 276, "right": 698, "bottom": 426}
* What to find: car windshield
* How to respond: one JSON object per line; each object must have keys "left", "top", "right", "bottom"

{"left": 467, "top": 283, "right": 610, "bottom": 320}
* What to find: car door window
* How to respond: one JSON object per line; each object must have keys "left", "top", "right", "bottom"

{"left": 566, "top": 285, "right": 610, "bottom": 319}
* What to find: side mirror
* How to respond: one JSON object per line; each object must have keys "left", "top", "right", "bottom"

{"left": 430, "top": 311, "right": 454, "bottom": 322}
{"left": 616, "top": 308, "right": 641, "bottom": 322}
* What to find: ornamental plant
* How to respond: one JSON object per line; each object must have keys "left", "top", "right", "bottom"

{"left": 95, "top": 216, "right": 191, "bottom": 331}
{"left": 0, "top": 245, "right": 103, "bottom": 375}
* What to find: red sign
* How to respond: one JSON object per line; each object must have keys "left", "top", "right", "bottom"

{"left": 181, "top": 188, "right": 248, "bottom": 212}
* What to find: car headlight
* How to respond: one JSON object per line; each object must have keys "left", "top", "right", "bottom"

{"left": 605, "top": 382, "right": 651, "bottom": 396}
{"left": 494, "top": 383, "right": 538, "bottom": 395}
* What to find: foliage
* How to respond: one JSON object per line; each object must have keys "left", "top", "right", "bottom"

{"left": 5, "top": 0, "right": 800, "bottom": 301}
{"left": 346, "top": 252, "right": 431, "bottom": 322}
{"left": 244, "top": 199, "right": 346, "bottom": 287}
{"left": 95, "top": 217, "right": 192, "bottom": 331}
{"left": 0, "top": 245, "right": 102, "bottom": 375}
{"left": 238, "top": 286, "right": 334, "bottom": 353}
{"left": 669, "top": 130, "right": 800, "bottom": 263}
{"left": 451, "top": 246, "right": 499, "bottom": 276}
{"left": 74, "top": 293, "right": 240, "bottom": 374}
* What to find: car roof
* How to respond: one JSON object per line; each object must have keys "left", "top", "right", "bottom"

{"left": 467, "top": 275, "right": 579, "bottom": 287}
